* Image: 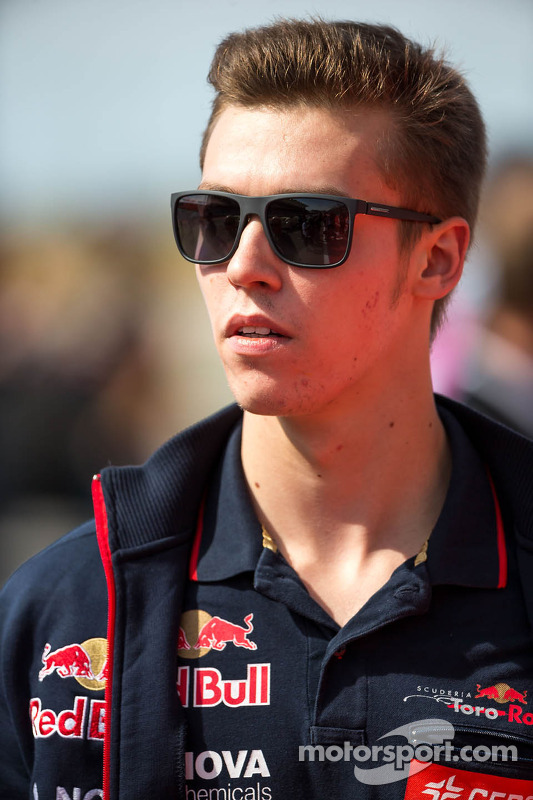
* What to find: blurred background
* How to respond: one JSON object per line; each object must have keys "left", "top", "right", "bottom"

{"left": 1, "top": 0, "right": 532, "bottom": 585}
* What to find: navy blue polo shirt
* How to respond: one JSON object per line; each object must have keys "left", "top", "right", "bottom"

{"left": 178, "top": 408, "right": 533, "bottom": 800}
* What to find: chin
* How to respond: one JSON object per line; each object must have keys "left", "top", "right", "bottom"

{"left": 224, "top": 368, "right": 281, "bottom": 415}
{"left": 224, "top": 367, "right": 331, "bottom": 418}
{"left": 227, "top": 383, "right": 324, "bottom": 418}
{"left": 230, "top": 391, "right": 291, "bottom": 417}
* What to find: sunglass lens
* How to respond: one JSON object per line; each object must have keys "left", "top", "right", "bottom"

{"left": 176, "top": 194, "right": 240, "bottom": 263}
{"left": 267, "top": 198, "right": 350, "bottom": 266}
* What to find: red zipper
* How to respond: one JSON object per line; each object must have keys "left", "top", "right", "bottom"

{"left": 92, "top": 474, "right": 115, "bottom": 800}
{"left": 487, "top": 469, "right": 508, "bottom": 589}
{"left": 188, "top": 493, "right": 205, "bottom": 581}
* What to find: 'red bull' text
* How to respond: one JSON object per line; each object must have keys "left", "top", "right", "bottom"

{"left": 30, "top": 696, "right": 105, "bottom": 740}
{"left": 177, "top": 664, "right": 270, "bottom": 708}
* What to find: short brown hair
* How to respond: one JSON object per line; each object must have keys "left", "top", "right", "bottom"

{"left": 200, "top": 18, "right": 487, "bottom": 336}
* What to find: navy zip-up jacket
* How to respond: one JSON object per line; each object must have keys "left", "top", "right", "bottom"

{"left": 1, "top": 397, "right": 533, "bottom": 799}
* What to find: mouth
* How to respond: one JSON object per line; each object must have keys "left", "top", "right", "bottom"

{"left": 225, "top": 317, "right": 291, "bottom": 355}
{"left": 236, "top": 326, "right": 285, "bottom": 338}
{"left": 227, "top": 314, "right": 291, "bottom": 339}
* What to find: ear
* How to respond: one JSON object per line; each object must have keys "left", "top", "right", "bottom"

{"left": 412, "top": 217, "right": 470, "bottom": 301}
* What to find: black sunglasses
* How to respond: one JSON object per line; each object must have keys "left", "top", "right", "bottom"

{"left": 171, "top": 190, "right": 441, "bottom": 269}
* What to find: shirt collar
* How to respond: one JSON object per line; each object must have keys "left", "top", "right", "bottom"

{"left": 424, "top": 406, "right": 506, "bottom": 589}
{"left": 192, "top": 420, "right": 263, "bottom": 581}
{"left": 191, "top": 406, "right": 507, "bottom": 590}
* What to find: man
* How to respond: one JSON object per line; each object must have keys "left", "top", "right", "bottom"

{"left": 1, "top": 18, "right": 533, "bottom": 800}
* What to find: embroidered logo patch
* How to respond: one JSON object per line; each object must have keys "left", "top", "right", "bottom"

{"left": 38, "top": 638, "right": 108, "bottom": 691}
{"left": 177, "top": 663, "right": 270, "bottom": 708}
{"left": 475, "top": 683, "right": 527, "bottom": 705}
{"left": 404, "top": 681, "right": 532, "bottom": 727}
{"left": 178, "top": 610, "right": 257, "bottom": 659}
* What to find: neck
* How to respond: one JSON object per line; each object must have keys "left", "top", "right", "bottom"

{"left": 241, "top": 380, "right": 451, "bottom": 622}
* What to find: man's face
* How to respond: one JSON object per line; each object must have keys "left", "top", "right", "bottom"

{"left": 197, "top": 104, "right": 425, "bottom": 418}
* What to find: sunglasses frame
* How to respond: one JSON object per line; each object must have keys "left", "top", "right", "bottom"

{"left": 171, "top": 190, "right": 442, "bottom": 269}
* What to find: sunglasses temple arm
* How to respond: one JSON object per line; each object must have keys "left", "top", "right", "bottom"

{"left": 363, "top": 202, "right": 441, "bottom": 224}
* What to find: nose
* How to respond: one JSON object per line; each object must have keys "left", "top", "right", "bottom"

{"left": 226, "top": 215, "right": 283, "bottom": 291}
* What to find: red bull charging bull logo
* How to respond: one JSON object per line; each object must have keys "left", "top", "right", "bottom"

{"left": 475, "top": 682, "right": 527, "bottom": 705}
{"left": 178, "top": 610, "right": 257, "bottom": 659}
{"left": 38, "top": 639, "right": 108, "bottom": 691}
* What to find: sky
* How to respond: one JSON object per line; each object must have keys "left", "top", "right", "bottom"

{"left": 1, "top": 0, "right": 532, "bottom": 227}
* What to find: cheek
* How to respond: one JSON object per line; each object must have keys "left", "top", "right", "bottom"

{"left": 315, "top": 283, "right": 395, "bottom": 373}
{"left": 320, "top": 275, "right": 384, "bottom": 332}
{"left": 197, "top": 271, "right": 224, "bottom": 324}
{"left": 196, "top": 267, "right": 215, "bottom": 299}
